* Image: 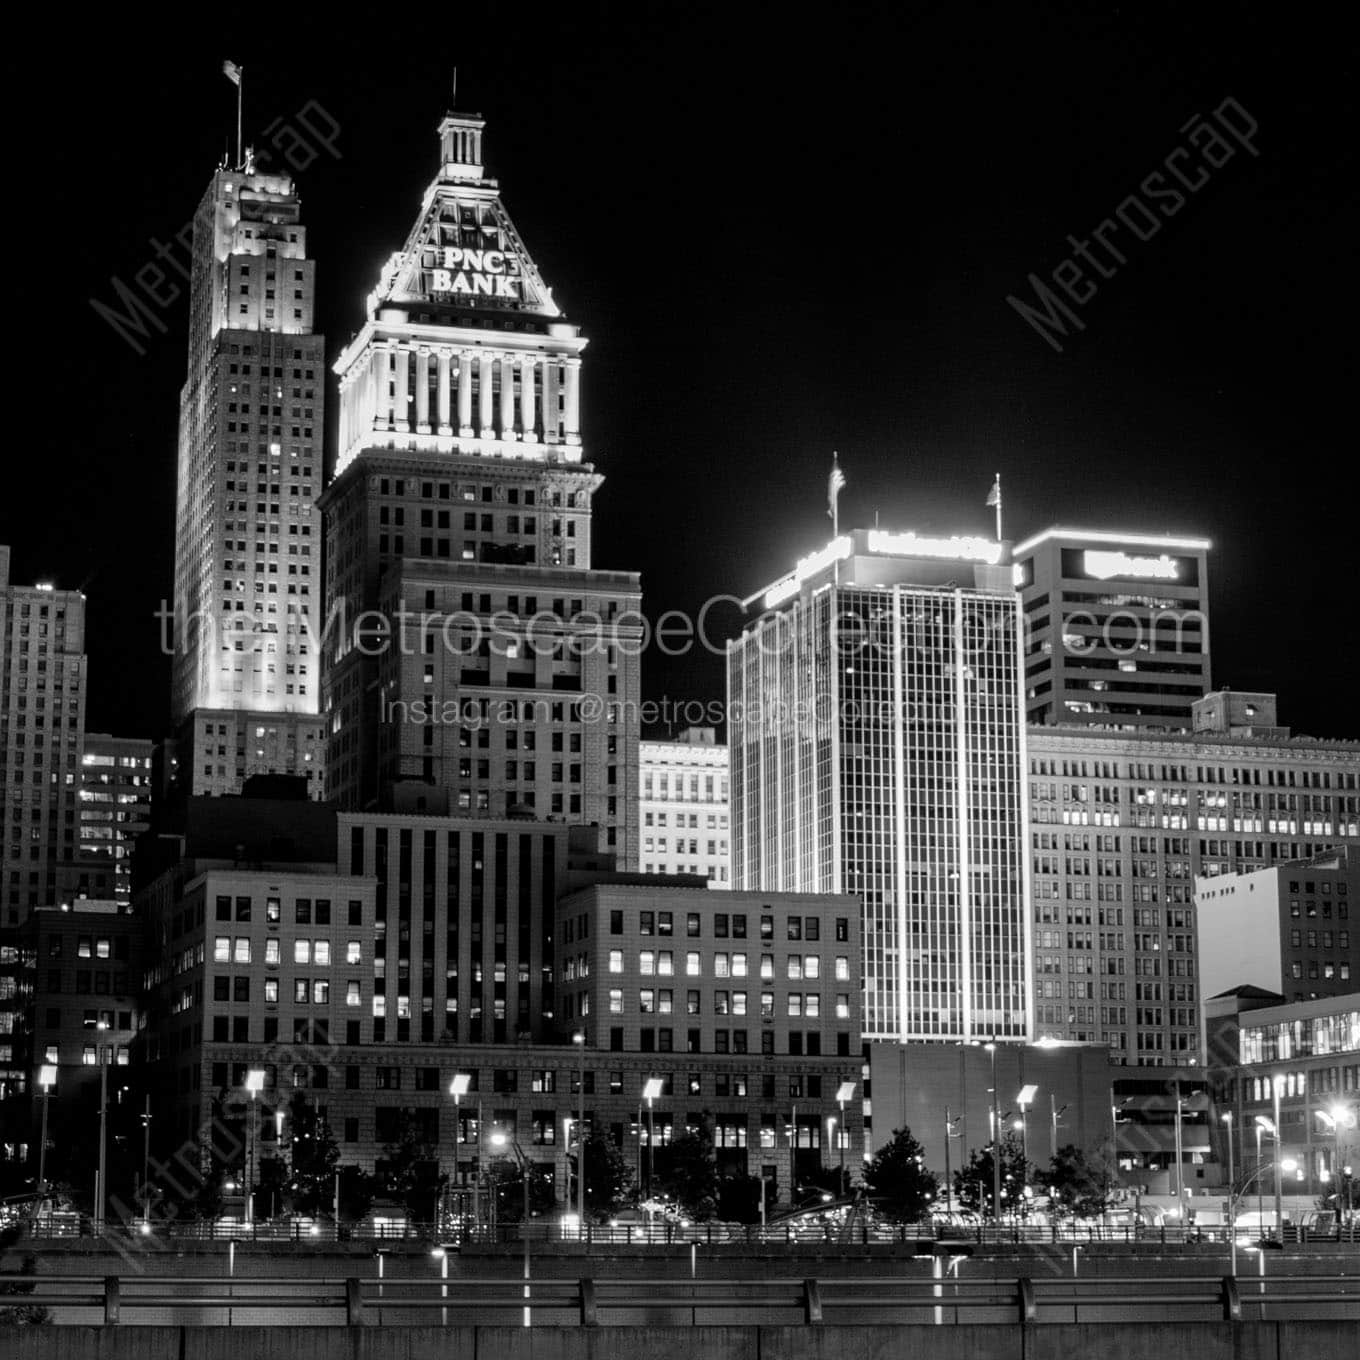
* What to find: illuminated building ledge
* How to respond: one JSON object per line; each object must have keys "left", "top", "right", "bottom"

{"left": 1013, "top": 526, "right": 1213, "bottom": 555}
{"left": 336, "top": 428, "right": 585, "bottom": 477}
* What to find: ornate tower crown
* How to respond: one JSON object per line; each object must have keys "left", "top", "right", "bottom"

{"left": 437, "top": 112, "right": 489, "bottom": 185}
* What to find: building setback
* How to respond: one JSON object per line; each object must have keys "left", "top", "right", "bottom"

{"left": 1014, "top": 527, "right": 1211, "bottom": 731}
{"left": 639, "top": 728, "right": 730, "bottom": 883}
{"left": 729, "top": 528, "right": 1031, "bottom": 1044}
{"left": 0, "top": 547, "right": 87, "bottom": 924}
{"left": 321, "top": 110, "right": 638, "bottom": 865}
{"left": 169, "top": 161, "right": 327, "bottom": 798}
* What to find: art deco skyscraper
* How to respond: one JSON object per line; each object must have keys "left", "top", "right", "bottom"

{"left": 322, "top": 111, "right": 639, "bottom": 864}
{"left": 728, "top": 529, "right": 1033, "bottom": 1043}
{"left": 170, "top": 163, "right": 326, "bottom": 796}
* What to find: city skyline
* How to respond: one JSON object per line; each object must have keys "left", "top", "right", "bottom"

{"left": 2, "top": 11, "right": 1354, "bottom": 746}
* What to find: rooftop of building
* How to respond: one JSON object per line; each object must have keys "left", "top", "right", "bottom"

{"left": 1012, "top": 526, "right": 1212, "bottom": 556}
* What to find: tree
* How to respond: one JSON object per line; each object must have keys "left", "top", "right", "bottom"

{"left": 953, "top": 1131, "right": 1031, "bottom": 1220}
{"left": 484, "top": 1157, "right": 557, "bottom": 1222}
{"left": 653, "top": 1115, "right": 718, "bottom": 1220}
{"left": 579, "top": 1132, "right": 634, "bottom": 1220}
{"left": 1039, "top": 1144, "right": 1113, "bottom": 1220}
{"left": 796, "top": 1162, "right": 852, "bottom": 1203}
{"left": 378, "top": 1109, "right": 443, "bottom": 1222}
{"left": 862, "top": 1126, "right": 939, "bottom": 1223}
{"left": 716, "top": 1173, "right": 766, "bottom": 1224}
{"left": 286, "top": 1094, "right": 340, "bottom": 1217}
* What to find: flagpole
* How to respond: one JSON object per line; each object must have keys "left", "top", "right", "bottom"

{"left": 236, "top": 67, "right": 243, "bottom": 171}
{"left": 993, "top": 473, "right": 1003, "bottom": 542}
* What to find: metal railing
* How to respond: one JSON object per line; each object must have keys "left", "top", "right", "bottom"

{"left": 4, "top": 1271, "right": 1358, "bottom": 1326}
{"left": 17, "top": 1216, "right": 1360, "bottom": 1247}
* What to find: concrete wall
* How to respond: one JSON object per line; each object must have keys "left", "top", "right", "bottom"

{"left": 4, "top": 1324, "right": 1360, "bottom": 1360}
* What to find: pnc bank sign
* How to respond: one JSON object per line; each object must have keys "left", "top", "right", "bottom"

{"left": 423, "top": 246, "right": 522, "bottom": 299}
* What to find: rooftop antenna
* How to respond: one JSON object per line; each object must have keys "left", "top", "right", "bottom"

{"left": 986, "top": 472, "right": 1003, "bottom": 541}
{"left": 451, "top": 65, "right": 458, "bottom": 108}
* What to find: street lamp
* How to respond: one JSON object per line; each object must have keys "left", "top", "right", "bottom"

{"left": 1255, "top": 1114, "right": 1277, "bottom": 1236}
{"left": 836, "top": 1080, "right": 856, "bottom": 1194}
{"left": 573, "top": 1032, "right": 587, "bottom": 1228}
{"left": 984, "top": 1041, "right": 1000, "bottom": 1224}
{"left": 95, "top": 1020, "right": 109, "bottom": 1235}
{"left": 642, "top": 1077, "right": 664, "bottom": 1207}
{"left": 243, "top": 1069, "right": 266, "bottom": 1225}
{"left": 1253, "top": 1118, "right": 1268, "bottom": 1233}
{"left": 1221, "top": 1113, "right": 1236, "bottom": 1274}
{"left": 490, "top": 1131, "right": 532, "bottom": 1326}
{"left": 1271, "top": 1076, "right": 1285, "bottom": 1238}
{"left": 1016, "top": 1085, "right": 1037, "bottom": 1202}
{"left": 944, "top": 1107, "right": 962, "bottom": 1217}
{"left": 36, "top": 1064, "right": 56, "bottom": 1203}
{"left": 449, "top": 1073, "right": 472, "bottom": 1232}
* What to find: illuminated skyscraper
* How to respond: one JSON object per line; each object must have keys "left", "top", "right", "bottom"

{"left": 321, "top": 110, "right": 639, "bottom": 863}
{"left": 0, "top": 547, "right": 87, "bottom": 923}
{"left": 1013, "top": 527, "right": 1211, "bottom": 730}
{"left": 728, "top": 529, "right": 1032, "bottom": 1042}
{"left": 170, "top": 162, "right": 326, "bottom": 796}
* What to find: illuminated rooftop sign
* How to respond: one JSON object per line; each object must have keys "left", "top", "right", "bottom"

{"left": 866, "top": 529, "right": 1003, "bottom": 565}
{"left": 424, "top": 246, "right": 522, "bottom": 299}
{"left": 1083, "top": 550, "right": 1179, "bottom": 581}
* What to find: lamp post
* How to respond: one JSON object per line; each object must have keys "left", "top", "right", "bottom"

{"left": 827, "top": 1117, "right": 838, "bottom": 1190}
{"left": 1050, "top": 1097, "right": 1068, "bottom": 1161}
{"left": 36, "top": 1064, "right": 56, "bottom": 1203}
{"left": 1221, "top": 1113, "right": 1236, "bottom": 1274}
{"left": 573, "top": 1031, "right": 587, "bottom": 1229}
{"left": 449, "top": 1073, "right": 472, "bottom": 1235}
{"left": 1171, "top": 1080, "right": 1184, "bottom": 1213}
{"left": 1271, "top": 1076, "right": 1284, "bottom": 1238}
{"left": 835, "top": 1080, "right": 856, "bottom": 1195}
{"left": 431, "top": 1246, "right": 450, "bottom": 1326}
{"left": 1016, "top": 1085, "right": 1037, "bottom": 1204}
{"left": 243, "top": 1069, "right": 265, "bottom": 1225}
{"left": 95, "top": 1020, "right": 109, "bottom": 1235}
{"left": 985, "top": 1041, "right": 1000, "bottom": 1223}
{"left": 141, "top": 1096, "right": 153, "bottom": 1218}
{"left": 944, "top": 1107, "right": 961, "bottom": 1217}
{"left": 1253, "top": 1119, "right": 1266, "bottom": 1233}
{"left": 490, "top": 1132, "right": 532, "bottom": 1327}
{"left": 642, "top": 1077, "right": 663, "bottom": 1211}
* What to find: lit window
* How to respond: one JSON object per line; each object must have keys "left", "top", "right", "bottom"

{"left": 294, "top": 940, "right": 310, "bottom": 964}
{"left": 609, "top": 950, "right": 623, "bottom": 973}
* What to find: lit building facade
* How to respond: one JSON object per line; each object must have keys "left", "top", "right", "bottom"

{"left": 0, "top": 546, "right": 87, "bottom": 924}
{"left": 728, "top": 528, "right": 1032, "bottom": 1044}
{"left": 1207, "top": 987, "right": 1360, "bottom": 1202}
{"left": 1027, "top": 701, "right": 1360, "bottom": 1065}
{"left": 639, "top": 728, "right": 730, "bottom": 882}
{"left": 321, "top": 110, "right": 638, "bottom": 864}
{"left": 73, "top": 734, "right": 153, "bottom": 907}
{"left": 170, "top": 162, "right": 326, "bottom": 796}
{"left": 1014, "top": 528, "right": 1211, "bottom": 730}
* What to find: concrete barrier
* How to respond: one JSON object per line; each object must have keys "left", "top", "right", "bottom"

{"left": 4, "top": 1323, "right": 1360, "bottom": 1360}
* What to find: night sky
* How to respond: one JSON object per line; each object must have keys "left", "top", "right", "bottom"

{"left": 3, "top": 5, "right": 1354, "bottom": 743}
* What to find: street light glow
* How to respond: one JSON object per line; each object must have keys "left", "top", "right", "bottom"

{"left": 244, "top": 1069, "right": 266, "bottom": 1094}
{"left": 449, "top": 1073, "right": 472, "bottom": 1098}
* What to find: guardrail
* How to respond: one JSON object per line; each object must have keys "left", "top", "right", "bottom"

{"left": 3, "top": 1272, "right": 1358, "bottom": 1326}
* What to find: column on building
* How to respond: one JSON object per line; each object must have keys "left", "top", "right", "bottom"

{"left": 436, "top": 349, "right": 452, "bottom": 435}
{"left": 542, "top": 360, "right": 559, "bottom": 444}
{"left": 393, "top": 344, "right": 410, "bottom": 433}
{"left": 519, "top": 355, "right": 537, "bottom": 442}
{"left": 374, "top": 343, "right": 393, "bottom": 431}
{"left": 457, "top": 350, "right": 474, "bottom": 437}
{"left": 564, "top": 358, "right": 582, "bottom": 444}
{"left": 500, "top": 356, "right": 517, "bottom": 441}
{"left": 478, "top": 353, "right": 495, "bottom": 438}
{"left": 415, "top": 348, "right": 430, "bottom": 432}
